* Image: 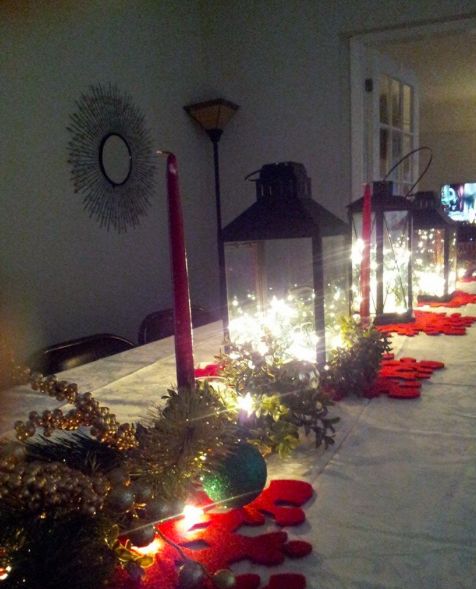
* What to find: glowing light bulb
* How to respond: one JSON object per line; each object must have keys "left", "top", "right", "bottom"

{"left": 237, "top": 392, "right": 254, "bottom": 416}
{"left": 0, "top": 566, "right": 12, "bottom": 581}
{"left": 133, "top": 537, "right": 163, "bottom": 555}
{"left": 182, "top": 505, "right": 205, "bottom": 529}
{"left": 329, "top": 333, "right": 344, "bottom": 349}
{"left": 351, "top": 238, "right": 364, "bottom": 264}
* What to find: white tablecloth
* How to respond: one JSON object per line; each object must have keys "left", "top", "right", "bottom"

{"left": 2, "top": 286, "right": 476, "bottom": 588}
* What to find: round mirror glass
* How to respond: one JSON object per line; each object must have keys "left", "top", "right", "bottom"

{"left": 100, "top": 133, "right": 132, "bottom": 185}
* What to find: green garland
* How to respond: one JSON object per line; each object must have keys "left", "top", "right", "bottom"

{"left": 0, "top": 377, "right": 238, "bottom": 589}
{"left": 0, "top": 317, "right": 387, "bottom": 588}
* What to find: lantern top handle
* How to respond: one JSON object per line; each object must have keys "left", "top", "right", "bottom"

{"left": 383, "top": 146, "right": 433, "bottom": 199}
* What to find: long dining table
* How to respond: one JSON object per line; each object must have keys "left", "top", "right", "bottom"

{"left": 2, "top": 285, "right": 476, "bottom": 588}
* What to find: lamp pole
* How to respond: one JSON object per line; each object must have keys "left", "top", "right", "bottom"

{"left": 184, "top": 99, "right": 239, "bottom": 335}
{"left": 207, "top": 129, "right": 229, "bottom": 334}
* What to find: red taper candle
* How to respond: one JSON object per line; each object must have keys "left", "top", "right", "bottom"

{"left": 360, "top": 183, "right": 372, "bottom": 322}
{"left": 166, "top": 153, "right": 195, "bottom": 389}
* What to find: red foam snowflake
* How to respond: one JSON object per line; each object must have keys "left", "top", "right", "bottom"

{"left": 417, "top": 290, "right": 476, "bottom": 308}
{"left": 365, "top": 353, "right": 445, "bottom": 399}
{"left": 112, "top": 480, "right": 313, "bottom": 589}
{"left": 376, "top": 310, "right": 476, "bottom": 336}
{"left": 194, "top": 363, "right": 222, "bottom": 378}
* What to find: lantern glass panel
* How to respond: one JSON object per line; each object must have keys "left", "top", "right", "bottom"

{"left": 322, "top": 234, "right": 349, "bottom": 349}
{"left": 224, "top": 238, "right": 317, "bottom": 356}
{"left": 351, "top": 209, "right": 411, "bottom": 316}
{"left": 351, "top": 212, "right": 376, "bottom": 313}
{"left": 224, "top": 241, "right": 260, "bottom": 318}
{"left": 413, "top": 226, "right": 457, "bottom": 299}
{"left": 448, "top": 231, "right": 457, "bottom": 291}
{"left": 413, "top": 229, "right": 446, "bottom": 297}
{"left": 382, "top": 210, "right": 411, "bottom": 314}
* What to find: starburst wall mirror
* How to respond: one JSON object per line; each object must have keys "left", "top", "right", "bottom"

{"left": 67, "top": 83, "right": 156, "bottom": 232}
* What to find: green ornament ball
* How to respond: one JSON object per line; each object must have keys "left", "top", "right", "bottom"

{"left": 107, "top": 485, "right": 135, "bottom": 513}
{"left": 213, "top": 569, "right": 236, "bottom": 589}
{"left": 202, "top": 443, "right": 267, "bottom": 508}
{"left": 126, "top": 522, "right": 156, "bottom": 547}
{"left": 177, "top": 560, "right": 206, "bottom": 589}
{"left": 131, "top": 479, "right": 153, "bottom": 503}
{"left": 280, "top": 359, "right": 320, "bottom": 390}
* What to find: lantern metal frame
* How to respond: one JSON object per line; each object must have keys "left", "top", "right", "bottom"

{"left": 222, "top": 161, "right": 348, "bottom": 365}
{"left": 412, "top": 191, "right": 457, "bottom": 303}
{"left": 348, "top": 181, "right": 414, "bottom": 325}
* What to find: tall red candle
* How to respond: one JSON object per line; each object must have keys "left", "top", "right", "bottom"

{"left": 360, "top": 183, "right": 372, "bottom": 322}
{"left": 166, "top": 153, "right": 195, "bottom": 389}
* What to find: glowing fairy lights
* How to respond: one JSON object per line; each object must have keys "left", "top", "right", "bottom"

{"left": 228, "top": 295, "right": 319, "bottom": 363}
{"left": 227, "top": 284, "right": 349, "bottom": 362}
{"left": 413, "top": 228, "right": 457, "bottom": 299}
{"left": 237, "top": 392, "right": 254, "bottom": 416}
{"left": 351, "top": 235, "right": 411, "bottom": 316}
{"left": 0, "top": 566, "right": 11, "bottom": 581}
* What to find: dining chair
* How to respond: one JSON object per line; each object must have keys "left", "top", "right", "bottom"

{"left": 138, "top": 306, "right": 215, "bottom": 345}
{"left": 27, "top": 333, "right": 135, "bottom": 376}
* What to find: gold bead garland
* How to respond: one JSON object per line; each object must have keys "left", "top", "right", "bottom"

{"left": 0, "top": 338, "right": 137, "bottom": 451}
{"left": 0, "top": 446, "right": 111, "bottom": 517}
{"left": 14, "top": 373, "right": 137, "bottom": 450}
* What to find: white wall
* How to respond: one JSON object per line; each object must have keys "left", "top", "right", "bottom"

{"left": 3, "top": 0, "right": 476, "bottom": 357}
{"left": 0, "top": 1, "right": 219, "bottom": 356}
{"left": 420, "top": 101, "right": 476, "bottom": 191}
{"left": 200, "top": 0, "right": 476, "bottom": 224}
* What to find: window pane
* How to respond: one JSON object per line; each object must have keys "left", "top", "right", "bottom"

{"left": 403, "top": 84, "right": 412, "bottom": 132}
{"left": 403, "top": 134, "right": 412, "bottom": 181}
{"left": 380, "top": 128, "right": 389, "bottom": 178}
{"left": 379, "top": 75, "right": 390, "bottom": 125}
{"left": 391, "top": 79, "right": 402, "bottom": 128}
{"left": 392, "top": 132, "right": 402, "bottom": 180}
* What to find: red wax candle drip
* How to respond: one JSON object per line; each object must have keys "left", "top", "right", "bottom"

{"left": 360, "top": 183, "right": 372, "bottom": 322}
{"left": 166, "top": 153, "right": 195, "bottom": 389}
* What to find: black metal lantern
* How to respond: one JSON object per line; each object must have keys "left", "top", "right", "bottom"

{"left": 348, "top": 181, "right": 413, "bottom": 324}
{"left": 222, "top": 162, "right": 348, "bottom": 365}
{"left": 412, "top": 191, "right": 457, "bottom": 302}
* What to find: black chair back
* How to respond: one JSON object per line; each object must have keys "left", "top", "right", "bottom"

{"left": 138, "top": 306, "right": 215, "bottom": 345}
{"left": 28, "top": 333, "right": 135, "bottom": 376}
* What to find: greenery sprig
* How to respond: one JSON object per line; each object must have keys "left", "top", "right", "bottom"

{"left": 216, "top": 331, "right": 338, "bottom": 456}
{"left": 321, "top": 317, "right": 391, "bottom": 398}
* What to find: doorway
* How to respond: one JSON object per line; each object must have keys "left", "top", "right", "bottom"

{"left": 350, "top": 16, "right": 476, "bottom": 203}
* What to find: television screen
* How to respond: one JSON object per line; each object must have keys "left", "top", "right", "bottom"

{"left": 441, "top": 183, "right": 476, "bottom": 223}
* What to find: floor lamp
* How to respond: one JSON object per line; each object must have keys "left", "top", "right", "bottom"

{"left": 184, "top": 98, "right": 239, "bottom": 334}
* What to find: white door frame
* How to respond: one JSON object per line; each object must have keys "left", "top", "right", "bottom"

{"left": 350, "top": 16, "right": 476, "bottom": 203}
